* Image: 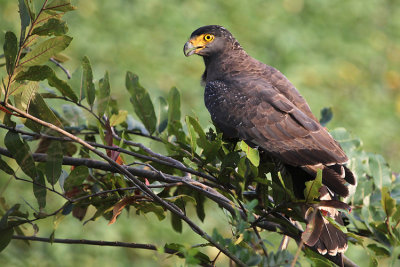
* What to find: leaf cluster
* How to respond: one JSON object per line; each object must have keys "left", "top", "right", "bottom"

{"left": 0, "top": 2, "right": 399, "bottom": 267}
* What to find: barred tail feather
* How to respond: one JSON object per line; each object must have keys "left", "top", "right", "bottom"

{"left": 302, "top": 186, "right": 349, "bottom": 256}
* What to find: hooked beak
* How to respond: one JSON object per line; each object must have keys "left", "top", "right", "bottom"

{"left": 183, "top": 41, "right": 203, "bottom": 57}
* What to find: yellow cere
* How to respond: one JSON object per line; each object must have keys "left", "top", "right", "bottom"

{"left": 190, "top": 33, "right": 215, "bottom": 48}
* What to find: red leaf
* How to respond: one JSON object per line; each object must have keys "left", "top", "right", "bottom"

{"left": 104, "top": 118, "right": 124, "bottom": 165}
{"left": 108, "top": 197, "right": 136, "bottom": 225}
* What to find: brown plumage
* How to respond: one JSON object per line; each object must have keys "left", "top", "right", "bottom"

{"left": 184, "top": 25, "right": 356, "bottom": 256}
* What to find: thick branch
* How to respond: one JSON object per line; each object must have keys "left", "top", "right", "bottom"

{"left": 0, "top": 124, "right": 219, "bottom": 184}
{"left": 11, "top": 235, "right": 184, "bottom": 259}
{"left": 0, "top": 147, "right": 233, "bottom": 209}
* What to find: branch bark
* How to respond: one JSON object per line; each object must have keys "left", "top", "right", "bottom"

{"left": 11, "top": 235, "right": 219, "bottom": 266}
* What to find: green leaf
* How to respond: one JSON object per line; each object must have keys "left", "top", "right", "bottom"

{"left": 0, "top": 156, "right": 15, "bottom": 175}
{"left": 193, "top": 251, "right": 211, "bottom": 265}
{"left": 194, "top": 192, "right": 205, "bottom": 222}
{"left": 69, "top": 66, "right": 83, "bottom": 100}
{"left": 367, "top": 244, "right": 391, "bottom": 257}
{"left": 221, "top": 151, "right": 241, "bottom": 169}
{"left": 167, "top": 87, "right": 185, "bottom": 142}
{"left": 109, "top": 110, "right": 128, "bottom": 127}
{"left": 31, "top": 18, "right": 68, "bottom": 36}
{"left": 15, "top": 65, "right": 50, "bottom": 81}
{"left": 19, "top": 36, "right": 72, "bottom": 67}
{"left": 319, "top": 107, "right": 333, "bottom": 126}
{"left": 392, "top": 204, "right": 400, "bottom": 226}
{"left": 0, "top": 205, "right": 19, "bottom": 252}
{"left": 148, "top": 181, "right": 164, "bottom": 195}
{"left": 157, "top": 96, "right": 168, "bottom": 133}
{"left": 330, "top": 127, "right": 362, "bottom": 154}
{"left": 381, "top": 187, "right": 396, "bottom": 218}
{"left": 29, "top": 93, "right": 64, "bottom": 128}
{"left": 47, "top": 72, "right": 78, "bottom": 102}
{"left": 369, "top": 154, "right": 391, "bottom": 190}
{"left": 63, "top": 166, "right": 89, "bottom": 191}
{"left": 24, "top": 0, "right": 36, "bottom": 20}
{"left": 45, "top": 141, "right": 63, "bottom": 186}
{"left": 14, "top": 81, "right": 38, "bottom": 113}
{"left": 126, "top": 72, "right": 157, "bottom": 134}
{"left": 97, "top": 71, "right": 110, "bottom": 117}
{"left": 20, "top": 81, "right": 38, "bottom": 110}
{"left": 369, "top": 256, "right": 378, "bottom": 267}
{"left": 186, "top": 117, "right": 221, "bottom": 162}
{"left": 185, "top": 116, "right": 197, "bottom": 156}
{"left": 18, "top": 0, "right": 30, "bottom": 41}
{"left": 33, "top": 171, "right": 47, "bottom": 209}
{"left": 304, "top": 169, "right": 322, "bottom": 202}
{"left": 239, "top": 141, "right": 260, "bottom": 167}
{"left": 0, "top": 228, "right": 14, "bottom": 253}
{"left": 136, "top": 202, "right": 165, "bottom": 221}
{"left": 171, "top": 212, "right": 182, "bottom": 233}
{"left": 273, "top": 171, "right": 295, "bottom": 201}
{"left": 3, "top": 31, "right": 18, "bottom": 75}
{"left": 45, "top": 0, "right": 77, "bottom": 12}
{"left": 164, "top": 243, "right": 184, "bottom": 254}
{"left": 4, "top": 131, "right": 37, "bottom": 180}
{"left": 82, "top": 56, "right": 96, "bottom": 107}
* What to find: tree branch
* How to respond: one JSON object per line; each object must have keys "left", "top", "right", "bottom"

{"left": 0, "top": 124, "right": 220, "bottom": 185}
{"left": 0, "top": 143, "right": 356, "bottom": 266}
{"left": 0, "top": 102, "right": 247, "bottom": 267}
{"left": 11, "top": 236, "right": 182, "bottom": 259}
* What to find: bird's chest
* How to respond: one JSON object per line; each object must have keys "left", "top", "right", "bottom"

{"left": 204, "top": 80, "right": 252, "bottom": 132}
{"left": 205, "top": 81, "right": 242, "bottom": 112}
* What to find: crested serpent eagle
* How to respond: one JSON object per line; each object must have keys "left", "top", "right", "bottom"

{"left": 184, "top": 25, "right": 356, "bottom": 257}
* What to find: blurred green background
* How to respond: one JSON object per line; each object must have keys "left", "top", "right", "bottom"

{"left": 0, "top": 0, "right": 399, "bottom": 266}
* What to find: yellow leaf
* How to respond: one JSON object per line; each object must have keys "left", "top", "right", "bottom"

{"left": 234, "top": 233, "right": 244, "bottom": 245}
{"left": 109, "top": 110, "right": 128, "bottom": 127}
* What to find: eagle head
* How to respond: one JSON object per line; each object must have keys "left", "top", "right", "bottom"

{"left": 183, "top": 25, "right": 238, "bottom": 57}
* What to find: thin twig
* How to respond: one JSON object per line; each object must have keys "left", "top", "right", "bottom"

{"left": 211, "top": 250, "right": 222, "bottom": 266}
{"left": 73, "top": 183, "right": 183, "bottom": 203}
{"left": 50, "top": 57, "right": 71, "bottom": 79}
{"left": 112, "top": 132, "right": 192, "bottom": 178}
{"left": 125, "top": 129, "right": 163, "bottom": 142}
{"left": 290, "top": 239, "right": 303, "bottom": 267}
{"left": 252, "top": 225, "right": 268, "bottom": 258}
{"left": 49, "top": 96, "right": 103, "bottom": 123}
{"left": 13, "top": 174, "right": 70, "bottom": 201}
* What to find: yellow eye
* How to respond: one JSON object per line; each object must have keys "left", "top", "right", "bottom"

{"left": 203, "top": 34, "right": 214, "bottom": 42}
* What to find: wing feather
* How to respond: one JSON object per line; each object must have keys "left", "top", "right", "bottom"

{"left": 204, "top": 79, "right": 348, "bottom": 166}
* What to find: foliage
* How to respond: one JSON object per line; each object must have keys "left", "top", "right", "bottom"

{"left": 0, "top": 1, "right": 399, "bottom": 267}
